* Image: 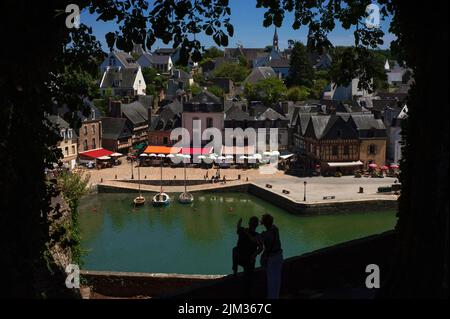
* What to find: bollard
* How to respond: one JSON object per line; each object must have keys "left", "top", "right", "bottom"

{"left": 115, "top": 175, "right": 117, "bottom": 180}
{"left": 238, "top": 174, "right": 241, "bottom": 180}
{"left": 101, "top": 178, "right": 103, "bottom": 183}
{"left": 359, "top": 187, "right": 364, "bottom": 193}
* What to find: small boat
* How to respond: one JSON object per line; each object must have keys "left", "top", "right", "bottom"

{"left": 152, "top": 154, "right": 171, "bottom": 207}
{"left": 133, "top": 157, "right": 145, "bottom": 207}
{"left": 133, "top": 196, "right": 146, "bottom": 206}
{"left": 152, "top": 192, "right": 170, "bottom": 207}
{"left": 178, "top": 154, "right": 194, "bottom": 204}
{"left": 178, "top": 192, "right": 194, "bottom": 204}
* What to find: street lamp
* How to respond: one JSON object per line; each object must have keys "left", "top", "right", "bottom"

{"left": 303, "top": 181, "right": 307, "bottom": 202}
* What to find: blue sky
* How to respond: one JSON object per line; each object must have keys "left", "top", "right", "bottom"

{"left": 82, "top": 0, "right": 395, "bottom": 52}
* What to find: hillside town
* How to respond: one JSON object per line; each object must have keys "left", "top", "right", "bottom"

{"left": 47, "top": 28, "right": 409, "bottom": 178}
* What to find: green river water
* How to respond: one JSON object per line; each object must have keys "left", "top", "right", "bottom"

{"left": 78, "top": 192, "right": 396, "bottom": 275}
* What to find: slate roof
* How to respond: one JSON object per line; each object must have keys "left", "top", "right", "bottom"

{"left": 47, "top": 114, "right": 70, "bottom": 129}
{"left": 121, "top": 101, "right": 148, "bottom": 125}
{"left": 101, "top": 117, "right": 132, "bottom": 140}
{"left": 244, "top": 67, "right": 277, "bottom": 85}
{"left": 256, "top": 107, "right": 288, "bottom": 121}
{"left": 150, "top": 54, "right": 172, "bottom": 64}
{"left": 112, "top": 51, "right": 139, "bottom": 68}
{"left": 296, "top": 113, "right": 313, "bottom": 135}
{"left": 225, "top": 105, "right": 253, "bottom": 121}
{"left": 154, "top": 48, "right": 179, "bottom": 55}
{"left": 100, "top": 68, "right": 140, "bottom": 89}
{"left": 189, "top": 91, "right": 222, "bottom": 105}
{"left": 309, "top": 115, "right": 332, "bottom": 139}
{"left": 350, "top": 114, "right": 385, "bottom": 131}
{"left": 150, "top": 100, "right": 182, "bottom": 131}
{"left": 267, "top": 58, "right": 290, "bottom": 68}
{"left": 224, "top": 48, "right": 268, "bottom": 61}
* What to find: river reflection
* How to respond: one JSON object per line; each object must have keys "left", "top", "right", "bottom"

{"left": 78, "top": 192, "right": 396, "bottom": 274}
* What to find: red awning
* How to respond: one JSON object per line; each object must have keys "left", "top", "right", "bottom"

{"left": 79, "top": 148, "right": 114, "bottom": 159}
{"left": 181, "top": 147, "right": 213, "bottom": 155}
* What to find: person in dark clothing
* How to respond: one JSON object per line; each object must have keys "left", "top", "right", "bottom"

{"left": 259, "top": 214, "right": 283, "bottom": 299}
{"left": 232, "top": 216, "right": 263, "bottom": 297}
{"left": 232, "top": 217, "right": 262, "bottom": 275}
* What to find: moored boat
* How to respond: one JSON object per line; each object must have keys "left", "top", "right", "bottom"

{"left": 152, "top": 192, "right": 170, "bottom": 207}
{"left": 133, "top": 195, "right": 146, "bottom": 206}
{"left": 178, "top": 192, "right": 194, "bottom": 204}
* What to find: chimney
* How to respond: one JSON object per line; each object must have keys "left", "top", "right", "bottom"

{"left": 109, "top": 100, "right": 122, "bottom": 118}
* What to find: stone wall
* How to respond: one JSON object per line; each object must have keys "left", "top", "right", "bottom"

{"left": 247, "top": 183, "right": 397, "bottom": 215}
{"left": 81, "top": 231, "right": 396, "bottom": 299}
{"left": 166, "top": 231, "right": 396, "bottom": 299}
{"left": 81, "top": 271, "right": 224, "bottom": 298}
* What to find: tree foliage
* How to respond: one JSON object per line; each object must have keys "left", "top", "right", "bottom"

{"left": 245, "top": 77, "right": 287, "bottom": 105}
{"left": 207, "top": 85, "right": 224, "bottom": 98}
{"left": 287, "top": 86, "right": 310, "bottom": 102}
{"left": 142, "top": 67, "right": 167, "bottom": 93}
{"left": 213, "top": 62, "right": 250, "bottom": 83}
{"left": 202, "top": 46, "right": 224, "bottom": 60}
{"left": 89, "top": 0, "right": 234, "bottom": 64}
{"left": 329, "top": 46, "right": 386, "bottom": 93}
{"left": 287, "top": 42, "right": 314, "bottom": 88}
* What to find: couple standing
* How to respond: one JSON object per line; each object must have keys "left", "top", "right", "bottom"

{"left": 232, "top": 214, "right": 283, "bottom": 299}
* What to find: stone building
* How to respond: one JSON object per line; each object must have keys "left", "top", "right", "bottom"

{"left": 46, "top": 115, "right": 78, "bottom": 169}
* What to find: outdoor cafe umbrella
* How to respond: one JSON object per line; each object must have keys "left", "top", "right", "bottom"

{"left": 271, "top": 151, "right": 280, "bottom": 156}
{"left": 202, "top": 155, "right": 214, "bottom": 164}
{"left": 98, "top": 156, "right": 111, "bottom": 160}
{"left": 149, "top": 153, "right": 157, "bottom": 157}
{"left": 111, "top": 152, "right": 123, "bottom": 157}
{"left": 139, "top": 153, "right": 149, "bottom": 158}
{"left": 368, "top": 163, "right": 378, "bottom": 169}
{"left": 157, "top": 154, "right": 166, "bottom": 158}
{"left": 225, "top": 155, "right": 234, "bottom": 161}
{"left": 263, "top": 151, "right": 272, "bottom": 156}
{"left": 390, "top": 164, "right": 400, "bottom": 169}
{"left": 381, "top": 165, "right": 389, "bottom": 170}
{"left": 253, "top": 154, "right": 262, "bottom": 160}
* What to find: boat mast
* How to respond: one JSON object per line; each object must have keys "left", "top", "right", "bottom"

{"left": 184, "top": 158, "right": 187, "bottom": 194}
{"left": 138, "top": 164, "right": 141, "bottom": 197}
{"left": 160, "top": 159, "right": 163, "bottom": 194}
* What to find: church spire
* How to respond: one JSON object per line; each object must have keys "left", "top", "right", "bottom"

{"left": 273, "top": 27, "right": 279, "bottom": 52}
